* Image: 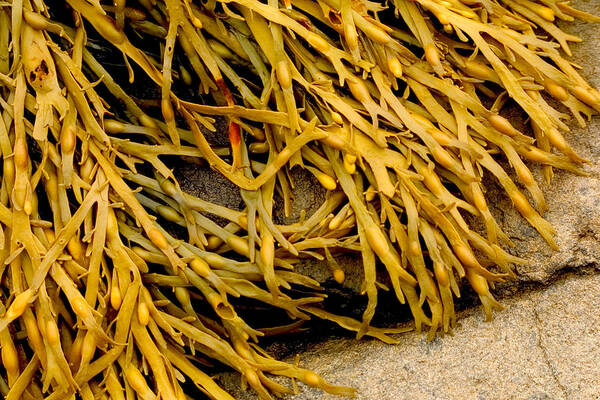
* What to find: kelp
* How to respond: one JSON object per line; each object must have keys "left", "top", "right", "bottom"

{"left": 0, "top": 0, "right": 598, "bottom": 398}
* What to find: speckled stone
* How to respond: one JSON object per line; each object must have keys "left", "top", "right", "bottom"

{"left": 221, "top": 271, "right": 600, "bottom": 400}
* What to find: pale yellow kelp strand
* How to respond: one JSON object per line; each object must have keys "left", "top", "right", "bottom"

{"left": 0, "top": 0, "right": 598, "bottom": 399}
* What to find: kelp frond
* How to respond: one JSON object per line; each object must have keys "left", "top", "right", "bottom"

{"left": 0, "top": 0, "right": 597, "bottom": 398}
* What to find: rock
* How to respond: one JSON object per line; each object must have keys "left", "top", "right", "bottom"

{"left": 178, "top": 162, "right": 245, "bottom": 217}
{"left": 224, "top": 270, "right": 600, "bottom": 400}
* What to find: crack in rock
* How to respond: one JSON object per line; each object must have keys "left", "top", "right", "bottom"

{"left": 532, "top": 306, "right": 569, "bottom": 400}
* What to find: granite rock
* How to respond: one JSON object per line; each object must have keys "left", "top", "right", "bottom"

{"left": 225, "top": 271, "right": 600, "bottom": 400}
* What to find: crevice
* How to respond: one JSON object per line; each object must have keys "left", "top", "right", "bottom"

{"left": 532, "top": 305, "right": 569, "bottom": 400}
{"left": 496, "top": 263, "right": 600, "bottom": 300}
{"left": 263, "top": 263, "right": 600, "bottom": 360}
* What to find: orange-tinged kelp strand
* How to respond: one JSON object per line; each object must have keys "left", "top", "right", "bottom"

{"left": 184, "top": 110, "right": 326, "bottom": 190}
{"left": 152, "top": 0, "right": 245, "bottom": 163}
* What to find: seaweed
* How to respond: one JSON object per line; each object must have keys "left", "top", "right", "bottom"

{"left": 0, "top": 0, "right": 598, "bottom": 398}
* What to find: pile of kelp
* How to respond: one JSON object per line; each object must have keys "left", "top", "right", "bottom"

{"left": 0, "top": 0, "right": 598, "bottom": 398}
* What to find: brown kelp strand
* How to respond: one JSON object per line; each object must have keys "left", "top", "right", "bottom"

{"left": 0, "top": 0, "right": 598, "bottom": 398}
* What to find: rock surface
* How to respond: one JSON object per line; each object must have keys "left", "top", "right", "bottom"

{"left": 215, "top": 1, "right": 600, "bottom": 399}
{"left": 226, "top": 271, "right": 600, "bottom": 400}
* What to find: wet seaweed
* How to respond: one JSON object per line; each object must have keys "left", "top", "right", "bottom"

{"left": 0, "top": 0, "right": 598, "bottom": 398}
